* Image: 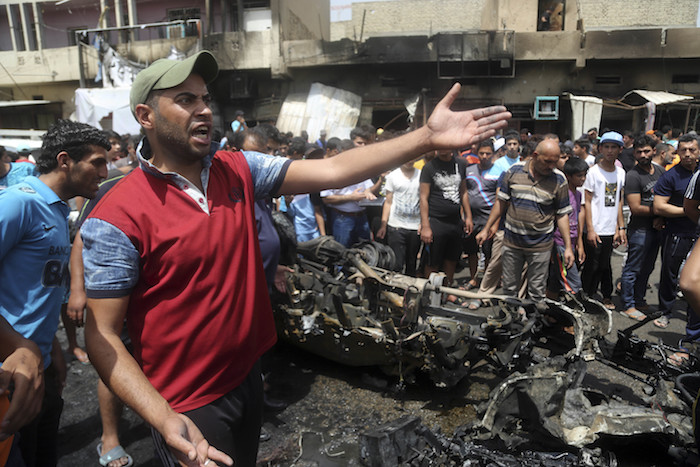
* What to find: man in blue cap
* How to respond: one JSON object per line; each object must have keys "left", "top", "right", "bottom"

{"left": 581, "top": 131, "right": 627, "bottom": 309}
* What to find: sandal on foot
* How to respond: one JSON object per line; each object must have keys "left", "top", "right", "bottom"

{"left": 71, "top": 347, "right": 90, "bottom": 365}
{"left": 97, "top": 443, "right": 133, "bottom": 467}
{"left": 446, "top": 294, "right": 467, "bottom": 306}
{"left": 464, "top": 280, "right": 479, "bottom": 291}
{"left": 620, "top": 309, "right": 646, "bottom": 321}
{"left": 653, "top": 315, "right": 670, "bottom": 329}
{"left": 602, "top": 298, "right": 616, "bottom": 310}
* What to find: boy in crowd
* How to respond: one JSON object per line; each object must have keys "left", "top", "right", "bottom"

{"left": 581, "top": 131, "right": 627, "bottom": 310}
{"left": 490, "top": 130, "right": 520, "bottom": 178}
{"left": 546, "top": 156, "right": 588, "bottom": 298}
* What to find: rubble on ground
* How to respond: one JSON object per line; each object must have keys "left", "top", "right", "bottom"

{"left": 269, "top": 233, "right": 700, "bottom": 462}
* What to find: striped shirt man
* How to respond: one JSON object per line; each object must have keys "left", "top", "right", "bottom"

{"left": 498, "top": 160, "right": 571, "bottom": 251}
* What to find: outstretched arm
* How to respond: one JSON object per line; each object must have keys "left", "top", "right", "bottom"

{"left": 86, "top": 297, "right": 233, "bottom": 467}
{"left": 279, "top": 84, "right": 510, "bottom": 194}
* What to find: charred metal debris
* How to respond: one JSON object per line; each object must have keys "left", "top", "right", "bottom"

{"left": 270, "top": 233, "right": 700, "bottom": 462}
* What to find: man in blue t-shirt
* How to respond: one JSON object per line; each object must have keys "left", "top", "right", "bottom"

{"left": 489, "top": 130, "right": 521, "bottom": 180}
{"left": 0, "top": 145, "right": 37, "bottom": 191}
{"left": 652, "top": 134, "right": 700, "bottom": 330}
{"left": 0, "top": 120, "right": 109, "bottom": 466}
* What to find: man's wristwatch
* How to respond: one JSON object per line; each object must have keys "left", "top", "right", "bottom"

{"left": 618, "top": 226, "right": 627, "bottom": 230}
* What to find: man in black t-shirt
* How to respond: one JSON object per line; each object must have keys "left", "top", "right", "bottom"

{"left": 419, "top": 149, "right": 473, "bottom": 284}
{"left": 619, "top": 135, "right": 664, "bottom": 320}
{"left": 618, "top": 130, "right": 636, "bottom": 172}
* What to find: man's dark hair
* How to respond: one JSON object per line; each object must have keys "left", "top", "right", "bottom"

{"left": 350, "top": 125, "right": 375, "bottom": 142}
{"left": 633, "top": 134, "right": 657, "bottom": 149}
{"left": 661, "top": 125, "right": 672, "bottom": 134}
{"left": 326, "top": 137, "right": 342, "bottom": 152}
{"left": 234, "top": 110, "right": 245, "bottom": 117}
{"left": 477, "top": 140, "right": 494, "bottom": 151}
{"left": 37, "top": 120, "right": 110, "bottom": 174}
{"left": 679, "top": 133, "right": 700, "bottom": 145}
{"left": 623, "top": 130, "right": 634, "bottom": 138}
{"left": 520, "top": 140, "right": 538, "bottom": 159}
{"left": 563, "top": 156, "right": 589, "bottom": 176}
{"left": 248, "top": 127, "right": 271, "bottom": 152}
{"left": 560, "top": 143, "right": 573, "bottom": 157}
{"left": 104, "top": 130, "right": 122, "bottom": 141}
{"left": 0, "top": 145, "right": 5, "bottom": 156}
{"left": 504, "top": 130, "right": 520, "bottom": 143}
{"left": 288, "top": 137, "right": 307, "bottom": 157}
{"left": 654, "top": 130, "right": 664, "bottom": 140}
{"left": 257, "top": 123, "right": 283, "bottom": 144}
{"left": 574, "top": 138, "right": 590, "bottom": 150}
{"left": 340, "top": 139, "right": 355, "bottom": 151}
{"left": 671, "top": 128, "right": 682, "bottom": 138}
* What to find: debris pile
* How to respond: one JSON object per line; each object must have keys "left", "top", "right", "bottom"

{"left": 269, "top": 235, "right": 700, "bottom": 463}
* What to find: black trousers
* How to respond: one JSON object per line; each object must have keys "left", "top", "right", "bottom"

{"left": 386, "top": 226, "right": 420, "bottom": 276}
{"left": 18, "top": 363, "right": 63, "bottom": 467}
{"left": 581, "top": 235, "right": 614, "bottom": 299}
{"left": 152, "top": 360, "right": 263, "bottom": 467}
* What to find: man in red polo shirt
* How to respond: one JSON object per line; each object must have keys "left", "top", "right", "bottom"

{"left": 81, "top": 50, "right": 510, "bottom": 467}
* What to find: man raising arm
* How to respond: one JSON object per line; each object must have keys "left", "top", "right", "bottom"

{"left": 83, "top": 51, "right": 510, "bottom": 467}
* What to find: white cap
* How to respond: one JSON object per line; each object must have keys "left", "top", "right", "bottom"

{"left": 493, "top": 137, "right": 506, "bottom": 151}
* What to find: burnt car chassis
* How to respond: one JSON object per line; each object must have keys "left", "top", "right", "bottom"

{"left": 270, "top": 235, "right": 700, "bottom": 460}
{"left": 272, "top": 236, "right": 600, "bottom": 387}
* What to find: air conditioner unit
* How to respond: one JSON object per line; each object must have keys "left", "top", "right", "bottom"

{"left": 534, "top": 96, "right": 559, "bottom": 120}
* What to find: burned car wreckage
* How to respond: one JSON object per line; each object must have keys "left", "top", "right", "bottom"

{"left": 270, "top": 215, "right": 700, "bottom": 464}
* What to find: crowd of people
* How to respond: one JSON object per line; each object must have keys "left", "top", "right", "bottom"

{"left": 1, "top": 48, "right": 699, "bottom": 467}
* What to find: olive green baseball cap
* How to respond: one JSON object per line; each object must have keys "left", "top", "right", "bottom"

{"left": 129, "top": 50, "right": 219, "bottom": 114}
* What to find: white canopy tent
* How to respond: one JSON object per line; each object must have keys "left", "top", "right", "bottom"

{"left": 74, "top": 87, "right": 140, "bottom": 135}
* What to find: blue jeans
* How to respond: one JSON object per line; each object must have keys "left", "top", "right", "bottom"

{"left": 330, "top": 210, "right": 371, "bottom": 248}
{"left": 657, "top": 233, "right": 700, "bottom": 343}
{"left": 620, "top": 228, "right": 661, "bottom": 309}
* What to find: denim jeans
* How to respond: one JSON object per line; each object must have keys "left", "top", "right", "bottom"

{"left": 620, "top": 228, "right": 661, "bottom": 309}
{"left": 658, "top": 234, "right": 696, "bottom": 315}
{"left": 329, "top": 210, "right": 371, "bottom": 248}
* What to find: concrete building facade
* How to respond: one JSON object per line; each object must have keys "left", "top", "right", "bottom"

{"left": 0, "top": 0, "right": 698, "bottom": 137}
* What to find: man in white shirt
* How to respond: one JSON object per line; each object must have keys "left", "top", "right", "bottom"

{"left": 581, "top": 131, "right": 627, "bottom": 309}
{"left": 376, "top": 160, "right": 421, "bottom": 275}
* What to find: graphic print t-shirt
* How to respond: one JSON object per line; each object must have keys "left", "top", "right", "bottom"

{"left": 419, "top": 156, "right": 466, "bottom": 220}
